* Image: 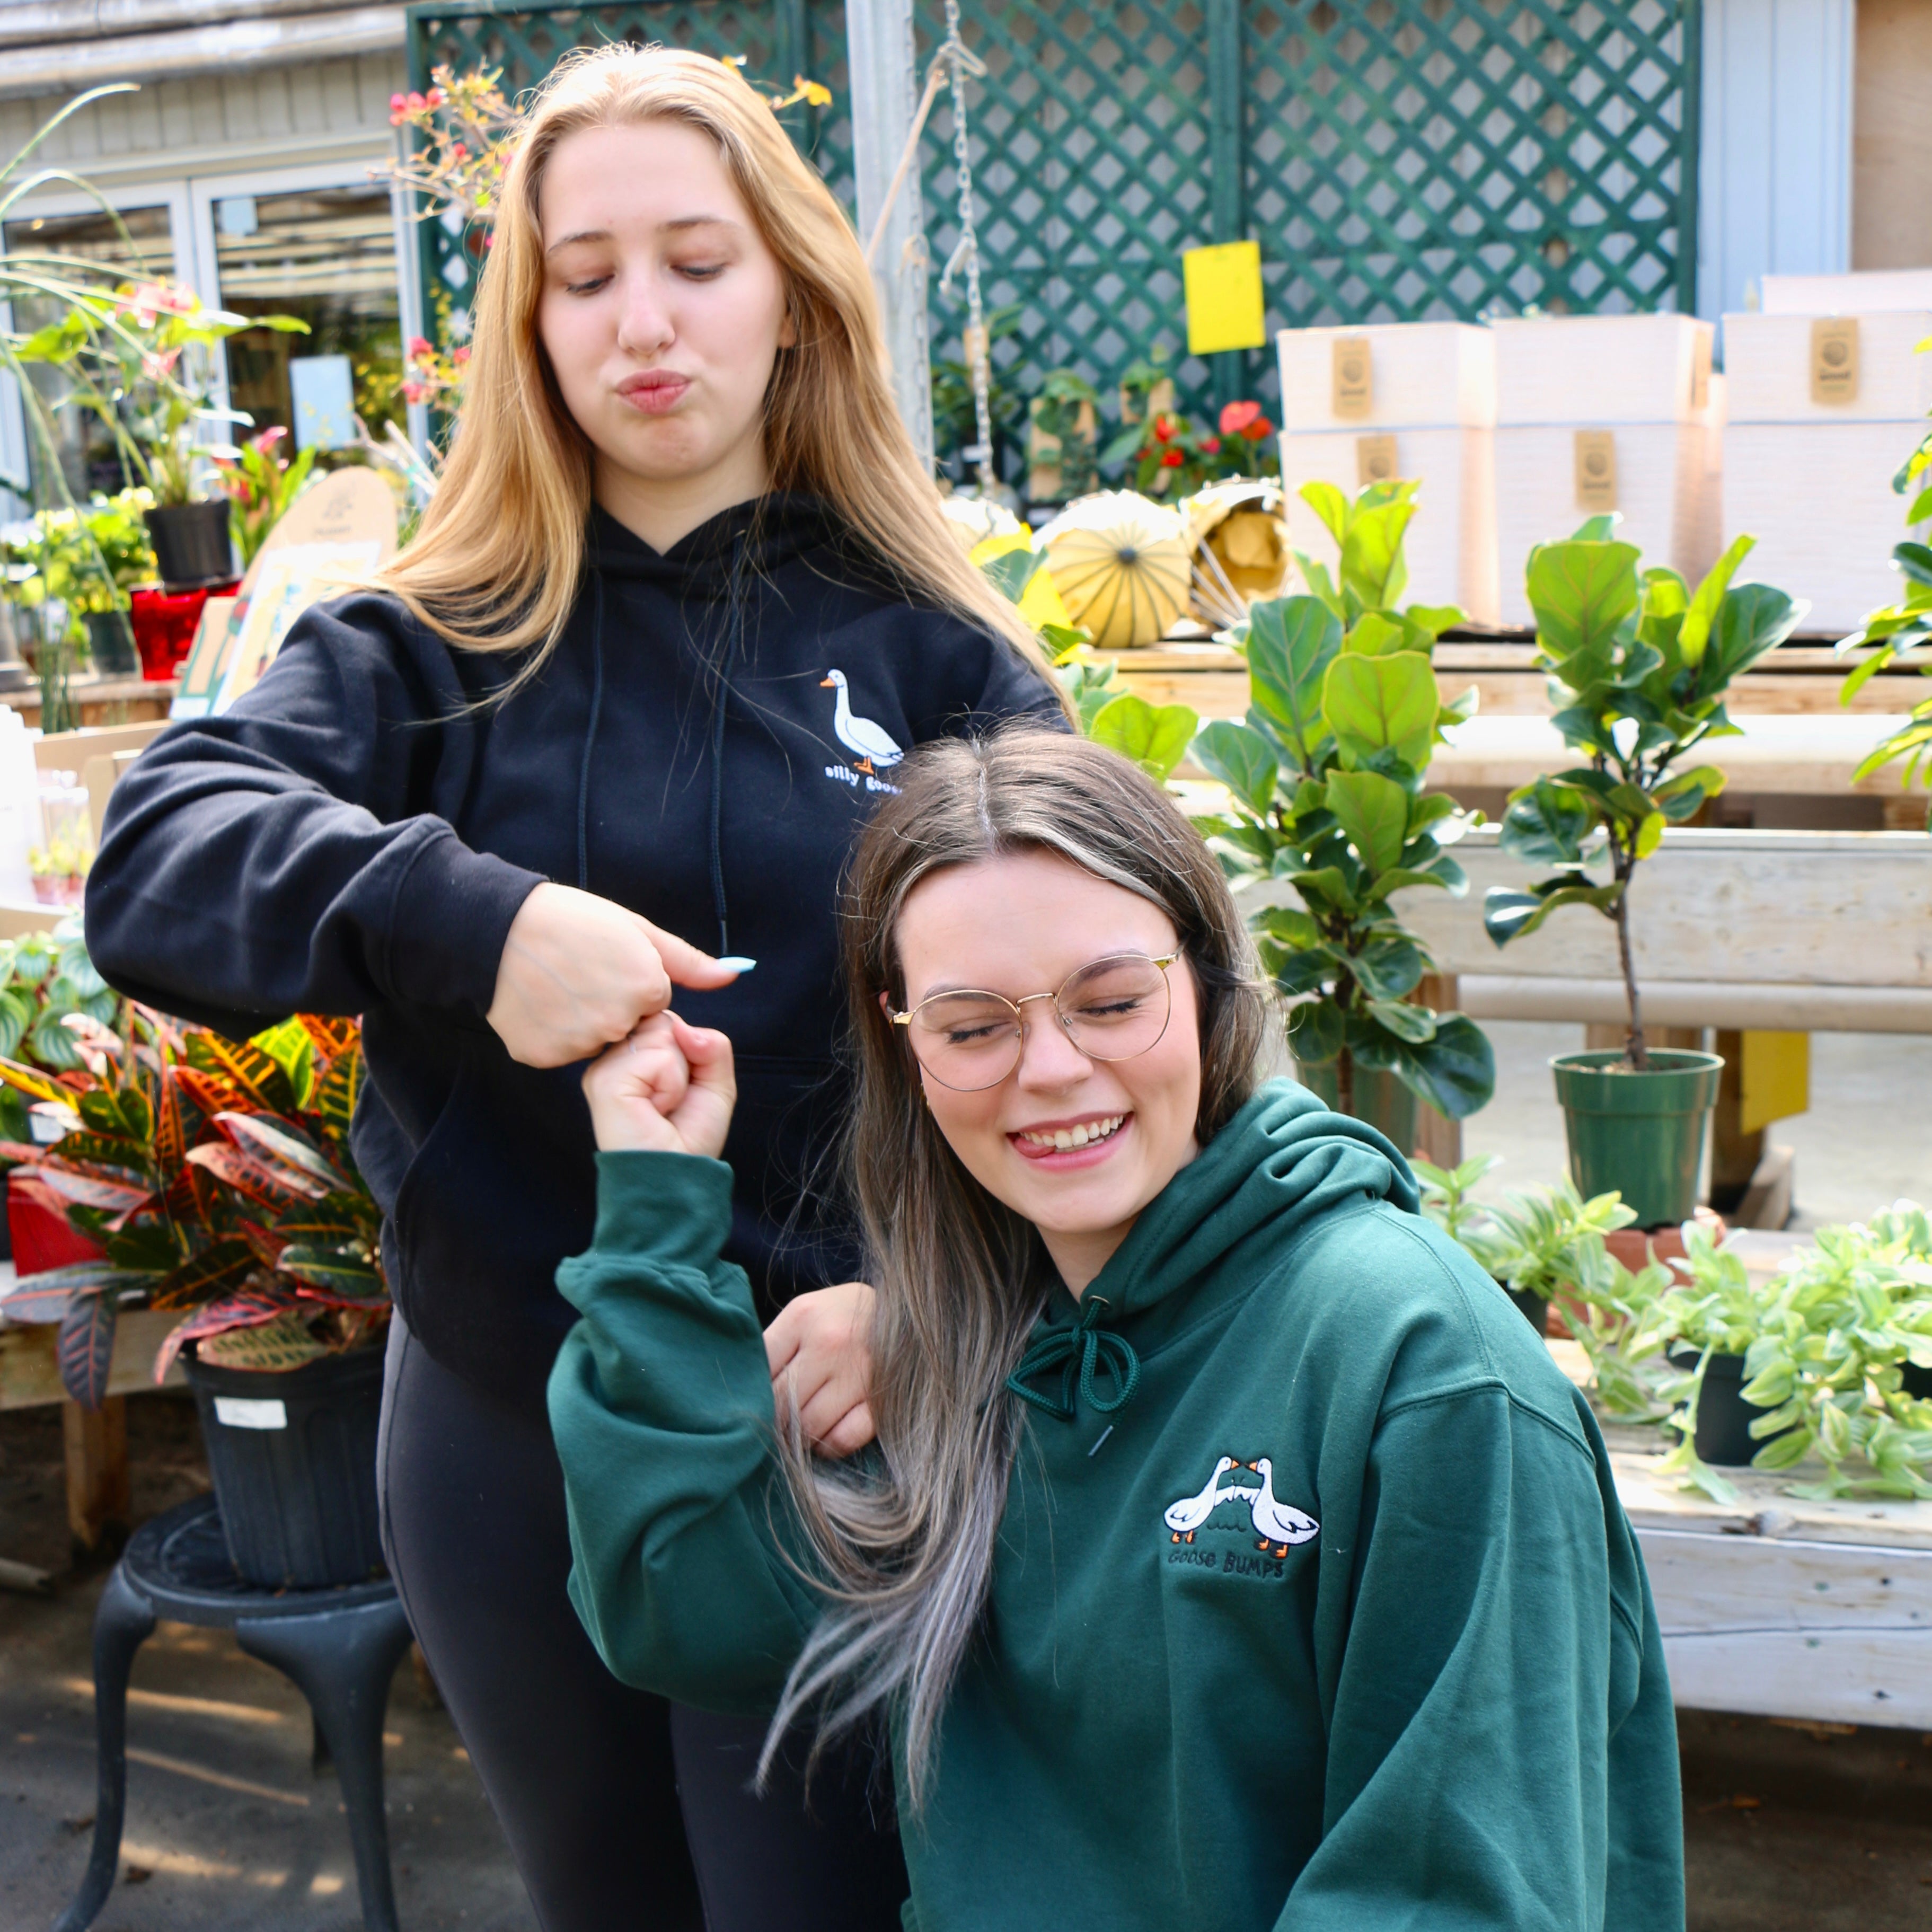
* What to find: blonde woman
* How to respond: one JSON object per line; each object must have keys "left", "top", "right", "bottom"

{"left": 85, "top": 45, "right": 1062, "bottom": 1932}
{"left": 553, "top": 729, "right": 1684, "bottom": 1931}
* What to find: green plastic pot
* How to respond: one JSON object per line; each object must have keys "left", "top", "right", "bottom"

{"left": 1294, "top": 1058, "right": 1417, "bottom": 1154}
{"left": 1551, "top": 1049, "right": 1724, "bottom": 1230}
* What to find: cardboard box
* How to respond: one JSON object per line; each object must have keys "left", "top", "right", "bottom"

{"left": 1275, "top": 321, "right": 1495, "bottom": 432}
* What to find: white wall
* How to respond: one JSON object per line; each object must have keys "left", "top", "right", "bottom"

{"left": 1698, "top": 0, "right": 1856, "bottom": 321}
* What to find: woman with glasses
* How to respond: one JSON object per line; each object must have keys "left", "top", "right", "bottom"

{"left": 83, "top": 43, "right": 1063, "bottom": 1932}
{"left": 551, "top": 728, "right": 1684, "bottom": 1931}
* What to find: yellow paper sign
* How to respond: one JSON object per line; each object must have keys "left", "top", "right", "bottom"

{"left": 1183, "top": 241, "right": 1266, "bottom": 357}
{"left": 1739, "top": 1030, "right": 1810, "bottom": 1134}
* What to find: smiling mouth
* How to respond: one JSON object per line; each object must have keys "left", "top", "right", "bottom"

{"left": 1014, "top": 1114, "right": 1127, "bottom": 1153}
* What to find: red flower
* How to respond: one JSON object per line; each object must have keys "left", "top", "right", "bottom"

{"left": 1219, "top": 400, "right": 1261, "bottom": 437}
{"left": 1152, "top": 414, "right": 1173, "bottom": 443}
{"left": 1242, "top": 413, "right": 1274, "bottom": 443}
{"left": 1201, "top": 435, "right": 1222, "bottom": 454}
{"left": 451, "top": 143, "right": 469, "bottom": 162}
{"left": 1160, "top": 448, "right": 1184, "bottom": 469}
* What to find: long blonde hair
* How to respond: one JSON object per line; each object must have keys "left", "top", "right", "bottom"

{"left": 767, "top": 728, "right": 1269, "bottom": 1810}
{"left": 378, "top": 43, "right": 1054, "bottom": 687}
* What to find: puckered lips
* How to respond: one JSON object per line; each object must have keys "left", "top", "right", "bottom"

{"left": 616, "top": 367, "right": 691, "bottom": 416}
{"left": 1008, "top": 1110, "right": 1132, "bottom": 1169}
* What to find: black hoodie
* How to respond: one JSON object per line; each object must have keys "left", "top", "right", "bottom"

{"left": 85, "top": 495, "right": 1064, "bottom": 1410}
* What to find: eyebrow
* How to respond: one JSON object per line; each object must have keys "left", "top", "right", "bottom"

{"left": 544, "top": 215, "right": 742, "bottom": 256}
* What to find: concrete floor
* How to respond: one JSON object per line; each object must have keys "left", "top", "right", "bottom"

{"left": 4, "top": 1020, "right": 1931, "bottom": 1931}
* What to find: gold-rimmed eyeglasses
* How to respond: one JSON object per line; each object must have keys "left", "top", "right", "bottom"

{"left": 888, "top": 952, "right": 1180, "bottom": 1092}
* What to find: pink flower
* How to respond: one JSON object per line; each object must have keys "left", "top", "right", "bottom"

{"left": 408, "top": 336, "right": 433, "bottom": 361}
{"left": 407, "top": 91, "right": 426, "bottom": 112}
{"left": 1201, "top": 434, "right": 1221, "bottom": 454}
{"left": 451, "top": 346, "right": 471, "bottom": 367}
{"left": 426, "top": 87, "right": 446, "bottom": 109}
{"left": 1219, "top": 400, "right": 1261, "bottom": 437}
{"left": 390, "top": 92, "right": 407, "bottom": 112}
{"left": 249, "top": 426, "right": 288, "bottom": 455}
{"left": 451, "top": 143, "right": 469, "bottom": 161}
{"left": 401, "top": 381, "right": 427, "bottom": 405}
{"left": 140, "top": 347, "right": 181, "bottom": 382}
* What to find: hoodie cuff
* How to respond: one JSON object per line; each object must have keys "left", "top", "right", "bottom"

{"left": 590, "top": 1151, "right": 736, "bottom": 1270}
{"left": 384, "top": 824, "right": 545, "bottom": 1017}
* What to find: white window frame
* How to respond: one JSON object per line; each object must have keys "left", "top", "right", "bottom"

{"left": 0, "top": 180, "right": 195, "bottom": 518}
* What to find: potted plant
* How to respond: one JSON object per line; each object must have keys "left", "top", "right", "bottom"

{"left": 1415, "top": 1153, "right": 1638, "bottom": 1335}
{"left": 213, "top": 426, "right": 317, "bottom": 570}
{"left": 1190, "top": 479, "right": 1495, "bottom": 1145}
{"left": 79, "top": 490, "right": 155, "bottom": 673}
{"left": 1481, "top": 524, "right": 1804, "bottom": 1226}
{"left": 1025, "top": 368, "right": 1100, "bottom": 506}
{"left": 2, "top": 1007, "right": 389, "bottom": 1585}
{"left": 14, "top": 276, "right": 306, "bottom": 587}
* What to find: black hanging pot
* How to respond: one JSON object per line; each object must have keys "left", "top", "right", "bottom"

{"left": 180, "top": 1344, "right": 385, "bottom": 1587}
{"left": 1505, "top": 1286, "right": 1549, "bottom": 1335}
{"left": 143, "top": 500, "right": 235, "bottom": 592}
{"left": 1902, "top": 1360, "right": 1932, "bottom": 1401}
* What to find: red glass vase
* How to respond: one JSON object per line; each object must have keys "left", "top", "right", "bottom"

{"left": 129, "top": 580, "right": 236, "bottom": 682}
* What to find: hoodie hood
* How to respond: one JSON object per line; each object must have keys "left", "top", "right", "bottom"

{"left": 586, "top": 491, "right": 853, "bottom": 599}
{"left": 1007, "top": 1080, "right": 1420, "bottom": 1422}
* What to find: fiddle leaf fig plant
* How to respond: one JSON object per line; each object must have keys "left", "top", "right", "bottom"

{"left": 1190, "top": 480, "right": 1494, "bottom": 1122}
{"left": 1481, "top": 523, "right": 1804, "bottom": 1068}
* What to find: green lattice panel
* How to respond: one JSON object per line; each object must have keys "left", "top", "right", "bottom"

{"left": 1244, "top": 0, "right": 1695, "bottom": 343}
{"left": 916, "top": 0, "right": 1220, "bottom": 474}
{"left": 404, "top": 1, "right": 850, "bottom": 341}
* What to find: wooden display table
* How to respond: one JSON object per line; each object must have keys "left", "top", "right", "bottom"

{"left": 1549, "top": 1338, "right": 1932, "bottom": 1731}
{"left": 0, "top": 676, "right": 178, "bottom": 727}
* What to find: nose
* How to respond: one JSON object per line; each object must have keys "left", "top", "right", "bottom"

{"left": 1012, "top": 1002, "right": 1091, "bottom": 1090}
{"left": 614, "top": 267, "right": 675, "bottom": 358}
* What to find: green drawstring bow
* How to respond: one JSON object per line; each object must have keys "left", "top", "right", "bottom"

{"left": 1005, "top": 1293, "right": 1141, "bottom": 1421}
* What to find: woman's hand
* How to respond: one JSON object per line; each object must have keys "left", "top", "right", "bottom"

{"left": 489, "top": 882, "right": 742, "bottom": 1068}
{"left": 582, "top": 1012, "right": 736, "bottom": 1160}
{"left": 765, "top": 1281, "right": 878, "bottom": 1458}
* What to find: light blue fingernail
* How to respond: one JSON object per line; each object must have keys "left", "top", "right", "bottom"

{"left": 717, "top": 956, "right": 757, "bottom": 973}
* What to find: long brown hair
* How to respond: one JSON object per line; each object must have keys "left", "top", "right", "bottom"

{"left": 766, "top": 728, "right": 1269, "bottom": 1809}
{"left": 377, "top": 43, "right": 1056, "bottom": 691}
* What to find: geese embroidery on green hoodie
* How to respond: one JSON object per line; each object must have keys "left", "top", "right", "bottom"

{"left": 549, "top": 1079, "right": 1686, "bottom": 1931}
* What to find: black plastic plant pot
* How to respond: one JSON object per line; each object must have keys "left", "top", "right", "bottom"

{"left": 1671, "top": 1349, "right": 1793, "bottom": 1467}
{"left": 1505, "top": 1287, "right": 1549, "bottom": 1335}
{"left": 180, "top": 1344, "right": 385, "bottom": 1588}
{"left": 144, "top": 500, "right": 235, "bottom": 592}
{"left": 84, "top": 609, "right": 138, "bottom": 676}
{"left": 1902, "top": 1360, "right": 1932, "bottom": 1402}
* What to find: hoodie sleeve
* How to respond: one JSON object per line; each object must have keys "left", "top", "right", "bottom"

{"left": 1275, "top": 1385, "right": 1683, "bottom": 1932}
{"left": 84, "top": 594, "right": 543, "bottom": 1035}
{"left": 548, "top": 1148, "right": 821, "bottom": 1712}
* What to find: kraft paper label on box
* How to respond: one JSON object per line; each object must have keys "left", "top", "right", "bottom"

{"left": 1574, "top": 429, "right": 1618, "bottom": 510}
{"left": 1356, "top": 434, "right": 1398, "bottom": 487}
{"left": 1332, "top": 337, "right": 1372, "bottom": 419}
{"left": 1811, "top": 317, "right": 1858, "bottom": 404}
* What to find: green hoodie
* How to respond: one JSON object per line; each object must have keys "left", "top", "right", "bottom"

{"left": 550, "top": 1081, "right": 1684, "bottom": 1930}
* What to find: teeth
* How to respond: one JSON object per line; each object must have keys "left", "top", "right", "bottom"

{"left": 1019, "top": 1115, "right": 1125, "bottom": 1152}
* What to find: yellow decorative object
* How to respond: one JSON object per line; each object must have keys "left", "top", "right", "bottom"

{"left": 939, "top": 492, "right": 1022, "bottom": 551}
{"left": 969, "top": 529, "right": 1073, "bottom": 631}
{"left": 1037, "top": 492, "right": 1191, "bottom": 650}
{"left": 1183, "top": 240, "right": 1266, "bottom": 356}
{"left": 1738, "top": 1030, "right": 1810, "bottom": 1135}
{"left": 1183, "top": 479, "right": 1290, "bottom": 624}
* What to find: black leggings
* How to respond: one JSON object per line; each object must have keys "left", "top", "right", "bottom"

{"left": 377, "top": 1313, "right": 909, "bottom": 1932}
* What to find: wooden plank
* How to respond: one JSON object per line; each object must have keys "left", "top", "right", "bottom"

{"left": 1641, "top": 1527, "right": 1932, "bottom": 1634}
{"left": 1363, "top": 828, "right": 1932, "bottom": 989}
{"left": 0, "top": 1309, "right": 186, "bottom": 1410}
{"left": 63, "top": 1395, "right": 128, "bottom": 1550}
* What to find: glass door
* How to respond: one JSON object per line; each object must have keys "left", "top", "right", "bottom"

{"left": 207, "top": 183, "right": 405, "bottom": 460}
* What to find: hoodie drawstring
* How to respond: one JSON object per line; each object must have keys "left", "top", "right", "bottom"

{"left": 1006, "top": 1294, "right": 1141, "bottom": 1422}
{"left": 576, "top": 574, "right": 606, "bottom": 893}
{"left": 704, "top": 541, "right": 751, "bottom": 959}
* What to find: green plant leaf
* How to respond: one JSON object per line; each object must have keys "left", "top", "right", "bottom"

{"left": 1192, "top": 720, "right": 1277, "bottom": 816}
{"left": 978, "top": 544, "right": 1048, "bottom": 605}
{"left": 1245, "top": 596, "right": 1343, "bottom": 769}
{"left": 1677, "top": 533, "right": 1754, "bottom": 665}
{"left": 1483, "top": 879, "right": 1620, "bottom": 947}
{"left": 1397, "top": 1012, "right": 1496, "bottom": 1118}
{"left": 1364, "top": 865, "right": 1455, "bottom": 902}
{"left": 1341, "top": 500, "right": 1414, "bottom": 609}
{"left": 1321, "top": 650, "right": 1436, "bottom": 770}
{"left": 1286, "top": 996, "right": 1343, "bottom": 1063}
{"left": 1343, "top": 611, "right": 1410, "bottom": 657}
{"left": 1498, "top": 778, "right": 1596, "bottom": 865}
{"left": 1703, "top": 581, "right": 1804, "bottom": 693}
{"left": 1353, "top": 934, "right": 1426, "bottom": 1001}
{"left": 1298, "top": 481, "right": 1349, "bottom": 549}
{"left": 1088, "top": 694, "right": 1200, "bottom": 783}
{"left": 1525, "top": 540, "right": 1641, "bottom": 673}
{"left": 1895, "top": 541, "right": 1932, "bottom": 588}
{"left": 1362, "top": 997, "right": 1436, "bottom": 1044}
{"left": 1324, "top": 769, "right": 1408, "bottom": 876}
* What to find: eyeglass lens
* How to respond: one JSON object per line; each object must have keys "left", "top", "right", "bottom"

{"left": 906, "top": 954, "right": 1172, "bottom": 1092}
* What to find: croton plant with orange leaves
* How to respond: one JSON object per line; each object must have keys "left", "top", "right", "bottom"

{"left": 1, "top": 1010, "right": 385, "bottom": 1408}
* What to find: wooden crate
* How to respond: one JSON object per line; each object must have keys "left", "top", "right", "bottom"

{"left": 1490, "top": 313, "right": 1718, "bottom": 625}
{"left": 1278, "top": 426, "right": 1499, "bottom": 623}
{"left": 1721, "top": 310, "right": 1932, "bottom": 633}
{"left": 1275, "top": 321, "right": 1499, "bottom": 623}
